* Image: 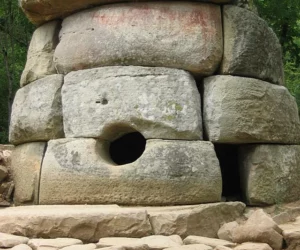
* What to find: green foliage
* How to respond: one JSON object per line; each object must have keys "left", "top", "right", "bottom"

{"left": 254, "top": 0, "right": 300, "bottom": 114}
{"left": 0, "top": 0, "right": 34, "bottom": 143}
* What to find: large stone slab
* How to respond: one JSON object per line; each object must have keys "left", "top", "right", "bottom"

{"left": 54, "top": 2, "right": 222, "bottom": 76}
{"left": 39, "top": 138, "right": 222, "bottom": 205}
{"left": 239, "top": 145, "right": 300, "bottom": 205}
{"left": 221, "top": 5, "right": 284, "bottom": 85}
{"left": 10, "top": 142, "right": 46, "bottom": 205}
{"left": 9, "top": 75, "right": 64, "bottom": 145}
{"left": 20, "top": 21, "right": 60, "bottom": 87}
{"left": 62, "top": 67, "right": 202, "bottom": 140}
{"left": 144, "top": 202, "right": 246, "bottom": 238}
{"left": 20, "top": 0, "right": 229, "bottom": 25}
{"left": 0, "top": 205, "right": 151, "bottom": 242}
{"left": 203, "top": 75, "right": 300, "bottom": 144}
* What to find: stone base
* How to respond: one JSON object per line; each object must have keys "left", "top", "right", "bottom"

{"left": 0, "top": 203, "right": 245, "bottom": 242}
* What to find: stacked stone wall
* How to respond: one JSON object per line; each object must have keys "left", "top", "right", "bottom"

{"left": 9, "top": 0, "right": 300, "bottom": 206}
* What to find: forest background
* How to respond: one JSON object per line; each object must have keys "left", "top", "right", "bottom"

{"left": 0, "top": 0, "right": 299, "bottom": 144}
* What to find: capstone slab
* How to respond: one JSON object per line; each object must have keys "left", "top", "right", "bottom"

{"left": 20, "top": 0, "right": 230, "bottom": 25}
{"left": 62, "top": 67, "right": 202, "bottom": 141}
{"left": 39, "top": 138, "right": 222, "bottom": 205}
{"left": 54, "top": 2, "right": 222, "bottom": 76}
{"left": 203, "top": 75, "right": 300, "bottom": 144}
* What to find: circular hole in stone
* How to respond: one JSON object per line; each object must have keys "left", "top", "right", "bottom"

{"left": 109, "top": 132, "right": 146, "bottom": 165}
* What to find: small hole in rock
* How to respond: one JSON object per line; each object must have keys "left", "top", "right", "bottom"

{"left": 102, "top": 98, "right": 108, "bottom": 105}
{"left": 109, "top": 132, "right": 146, "bottom": 165}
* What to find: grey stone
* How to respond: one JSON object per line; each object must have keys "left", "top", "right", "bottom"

{"left": 9, "top": 75, "right": 64, "bottom": 145}
{"left": 39, "top": 138, "right": 222, "bottom": 205}
{"left": 10, "top": 142, "right": 46, "bottom": 205}
{"left": 20, "top": 21, "right": 60, "bottom": 87}
{"left": 203, "top": 75, "right": 300, "bottom": 144}
{"left": 183, "top": 236, "right": 236, "bottom": 248}
{"left": 0, "top": 233, "right": 29, "bottom": 248}
{"left": 10, "top": 244, "right": 33, "bottom": 250}
{"left": 61, "top": 244, "right": 96, "bottom": 250}
{"left": 62, "top": 67, "right": 202, "bottom": 141}
{"left": 148, "top": 202, "right": 245, "bottom": 238}
{"left": 0, "top": 205, "right": 152, "bottom": 242}
{"left": 239, "top": 145, "right": 300, "bottom": 205}
{"left": 221, "top": 5, "right": 284, "bottom": 85}
{"left": 54, "top": 2, "right": 222, "bottom": 76}
{"left": 20, "top": 0, "right": 232, "bottom": 25}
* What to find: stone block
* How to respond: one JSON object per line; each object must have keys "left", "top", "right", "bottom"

{"left": 183, "top": 236, "right": 236, "bottom": 248}
{"left": 20, "top": 21, "right": 60, "bottom": 87}
{"left": 20, "top": 0, "right": 230, "bottom": 25}
{"left": 10, "top": 142, "right": 46, "bottom": 205}
{"left": 0, "top": 233, "right": 29, "bottom": 248}
{"left": 239, "top": 145, "right": 300, "bottom": 205}
{"left": 28, "top": 239, "right": 82, "bottom": 250}
{"left": 54, "top": 2, "right": 222, "bottom": 76}
{"left": 147, "top": 202, "right": 245, "bottom": 238}
{"left": 39, "top": 138, "right": 222, "bottom": 205}
{"left": 221, "top": 5, "right": 284, "bottom": 85}
{"left": 203, "top": 75, "right": 300, "bottom": 144}
{"left": 62, "top": 67, "right": 202, "bottom": 140}
{"left": 9, "top": 75, "right": 64, "bottom": 145}
{"left": 0, "top": 205, "right": 151, "bottom": 242}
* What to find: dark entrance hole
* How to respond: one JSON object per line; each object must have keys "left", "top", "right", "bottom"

{"left": 214, "top": 144, "right": 242, "bottom": 201}
{"left": 109, "top": 132, "right": 146, "bottom": 165}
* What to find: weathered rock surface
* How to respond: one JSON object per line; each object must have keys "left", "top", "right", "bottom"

{"left": 54, "top": 2, "right": 222, "bottom": 76}
{"left": 39, "top": 138, "right": 222, "bottom": 205}
{"left": 148, "top": 202, "right": 245, "bottom": 238}
{"left": 10, "top": 142, "right": 46, "bottom": 205}
{"left": 61, "top": 244, "right": 96, "bottom": 250}
{"left": 9, "top": 75, "right": 64, "bottom": 145}
{"left": 217, "top": 221, "right": 239, "bottom": 241}
{"left": 0, "top": 233, "right": 29, "bottom": 248}
{"left": 62, "top": 67, "right": 202, "bottom": 140}
{"left": 20, "top": 0, "right": 231, "bottom": 25}
{"left": 28, "top": 238, "right": 82, "bottom": 250}
{"left": 164, "top": 245, "right": 212, "bottom": 250}
{"left": 0, "top": 205, "right": 152, "bottom": 242}
{"left": 239, "top": 145, "right": 300, "bottom": 205}
{"left": 280, "top": 216, "right": 300, "bottom": 250}
{"left": 183, "top": 236, "right": 235, "bottom": 248}
{"left": 221, "top": 5, "right": 284, "bottom": 85}
{"left": 234, "top": 243, "right": 272, "bottom": 250}
{"left": 232, "top": 210, "right": 283, "bottom": 250}
{"left": 97, "top": 236, "right": 182, "bottom": 250}
{"left": 20, "top": 21, "right": 60, "bottom": 87}
{"left": 10, "top": 244, "right": 33, "bottom": 250}
{"left": 203, "top": 75, "right": 300, "bottom": 144}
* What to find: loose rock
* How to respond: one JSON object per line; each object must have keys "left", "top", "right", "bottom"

{"left": 217, "top": 221, "right": 239, "bottom": 241}
{"left": 0, "top": 165, "right": 8, "bottom": 182}
{"left": 234, "top": 243, "right": 272, "bottom": 250}
{"left": 183, "top": 236, "right": 236, "bottom": 248}
{"left": 28, "top": 238, "right": 82, "bottom": 250}
{"left": 0, "top": 233, "right": 29, "bottom": 248}
{"left": 164, "top": 245, "right": 212, "bottom": 250}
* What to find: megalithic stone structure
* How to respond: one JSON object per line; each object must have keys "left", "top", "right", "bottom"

{"left": 10, "top": 0, "right": 300, "bottom": 206}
